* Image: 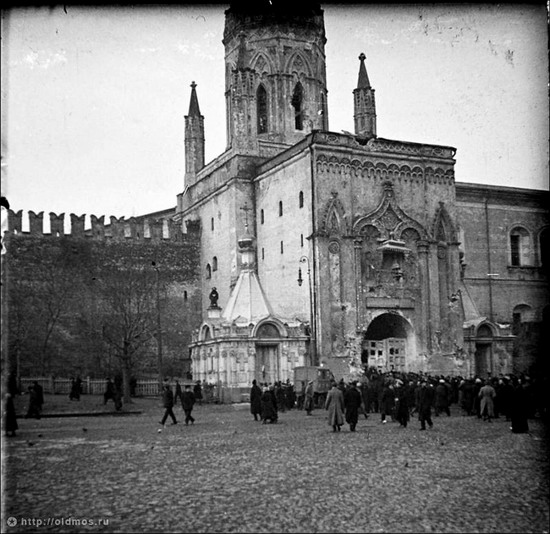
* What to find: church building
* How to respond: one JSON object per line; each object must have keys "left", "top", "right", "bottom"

{"left": 169, "top": 2, "right": 548, "bottom": 400}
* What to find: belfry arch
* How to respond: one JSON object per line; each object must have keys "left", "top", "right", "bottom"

{"left": 362, "top": 313, "right": 416, "bottom": 372}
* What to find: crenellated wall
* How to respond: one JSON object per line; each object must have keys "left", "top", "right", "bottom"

{"left": 4, "top": 209, "right": 203, "bottom": 379}
{"left": 7, "top": 210, "right": 197, "bottom": 242}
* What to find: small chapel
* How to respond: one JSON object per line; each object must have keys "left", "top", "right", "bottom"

{"left": 173, "top": 1, "right": 477, "bottom": 400}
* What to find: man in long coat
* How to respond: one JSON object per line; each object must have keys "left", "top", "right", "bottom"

{"left": 394, "top": 380, "right": 410, "bottom": 427}
{"left": 325, "top": 382, "right": 345, "bottom": 432}
{"left": 435, "top": 379, "right": 451, "bottom": 416}
{"left": 304, "top": 380, "right": 314, "bottom": 415}
{"left": 343, "top": 381, "right": 362, "bottom": 431}
{"left": 159, "top": 381, "right": 177, "bottom": 426}
{"left": 250, "top": 379, "right": 262, "bottom": 421}
{"left": 182, "top": 384, "right": 196, "bottom": 425}
{"left": 379, "top": 382, "right": 395, "bottom": 424}
{"left": 417, "top": 380, "right": 435, "bottom": 430}
{"left": 479, "top": 379, "right": 496, "bottom": 422}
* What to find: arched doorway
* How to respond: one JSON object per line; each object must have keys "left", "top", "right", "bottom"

{"left": 362, "top": 313, "right": 414, "bottom": 372}
{"left": 255, "top": 322, "right": 281, "bottom": 384}
{"left": 474, "top": 323, "right": 494, "bottom": 377}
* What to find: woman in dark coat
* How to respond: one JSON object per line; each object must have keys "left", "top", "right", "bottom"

{"left": 250, "top": 379, "right": 262, "bottom": 421}
{"left": 261, "top": 386, "right": 278, "bottom": 424}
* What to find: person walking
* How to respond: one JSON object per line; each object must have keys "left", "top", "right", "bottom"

{"left": 325, "top": 381, "right": 345, "bottom": 432}
{"left": 304, "top": 380, "right": 314, "bottom": 416}
{"left": 417, "top": 379, "right": 435, "bottom": 430}
{"left": 344, "top": 381, "right": 362, "bottom": 431}
{"left": 479, "top": 379, "right": 496, "bottom": 422}
{"left": 182, "top": 384, "right": 196, "bottom": 425}
{"left": 159, "top": 381, "right": 177, "bottom": 426}
{"left": 250, "top": 379, "right": 262, "bottom": 421}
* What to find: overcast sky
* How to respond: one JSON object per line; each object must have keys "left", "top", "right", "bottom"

{"left": 2, "top": 3, "right": 548, "bottom": 229}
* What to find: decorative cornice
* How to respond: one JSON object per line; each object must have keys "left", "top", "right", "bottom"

{"left": 312, "top": 131, "right": 456, "bottom": 160}
{"left": 315, "top": 154, "right": 454, "bottom": 185}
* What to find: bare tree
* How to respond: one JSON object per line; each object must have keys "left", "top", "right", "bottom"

{"left": 97, "top": 264, "right": 157, "bottom": 403}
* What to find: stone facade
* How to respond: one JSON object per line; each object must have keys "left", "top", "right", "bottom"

{"left": 176, "top": 2, "right": 548, "bottom": 391}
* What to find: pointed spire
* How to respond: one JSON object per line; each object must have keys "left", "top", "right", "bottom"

{"left": 188, "top": 81, "right": 201, "bottom": 116}
{"left": 357, "top": 52, "right": 370, "bottom": 89}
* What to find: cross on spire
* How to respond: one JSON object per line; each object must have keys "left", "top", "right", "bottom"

{"left": 240, "top": 202, "right": 252, "bottom": 229}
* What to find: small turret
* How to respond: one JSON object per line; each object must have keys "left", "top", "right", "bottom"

{"left": 184, "top": 81, "right": 205, "bottom": 188}
{"left": 353, "top": 53, "right": 377, "bottom": 140}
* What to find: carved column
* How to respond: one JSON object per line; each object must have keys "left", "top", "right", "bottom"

{"left": 428, "top": 242, "right": 442, "bottom": 350}
{"left": 417, "top": 240, "right": 431, "bottom": 352}
{"left": 354, "top": 237, "right": 363, "bottom": 331}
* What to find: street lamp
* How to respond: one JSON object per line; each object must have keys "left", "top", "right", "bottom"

{"left": 152, "top": 261, "right": 163, "bottom": 391}
{"left": 297, "top": 255, "right": 315, "bottom": 366}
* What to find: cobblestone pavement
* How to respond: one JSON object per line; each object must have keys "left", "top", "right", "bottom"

{"left": 2, "top": 397, "right": 549, "bottom": 533}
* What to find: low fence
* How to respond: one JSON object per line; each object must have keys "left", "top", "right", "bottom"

{"left": 17, "top": 377, "right": 224, "bottom": 402}
{"left": 19, "top": 377, "right": 164, "bottom": 397}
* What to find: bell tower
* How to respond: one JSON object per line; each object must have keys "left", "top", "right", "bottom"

{"left": 223, "top": 1, "right": 329, "bottom": 153}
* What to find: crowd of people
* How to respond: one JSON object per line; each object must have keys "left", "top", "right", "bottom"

{"left": 4, "top": 369, "right": 545, "bottom": 437}
{"left": 248, "top": 369, "right": 547, "bottom": 434}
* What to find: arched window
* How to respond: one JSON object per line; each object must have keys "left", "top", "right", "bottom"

{"left": 212, "top": 256, "right": 218, "bottom": 271}
{"left": 257, "top": 84, "right": 268, "bottom": 134}
{"left": 510, "top": 227, "right": 531, "bottom": 267}
{"left": 280, "top": 241, "right": 284, "bottom": 254}
{"left": 257, "top": 323, "right": 280, "bottom": 338}
{"left": 477, "top": 324, "right": 493, "bottom": 338}
{"left": 206, "top": 264, "right": 211, "bottom": 279}
{"left": 211, "top": 217, "right": 214, "bottom": 231}
{"left": 279, "top": 201, "right": 283, "bottom": 217}
{"left": 201, "top": 325, "right": 211, "bottom": 341}
{"left": 512, "top": 304, "right": 533, "bottom": 335}
{"left": 292, "top": 82, "right": 304, "bottom": 130}
{"left": 299, "top": 191, "right": 304, "bottom": 208}
{"left": 261, "top": 209, "right": 264, "bottom": 224}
